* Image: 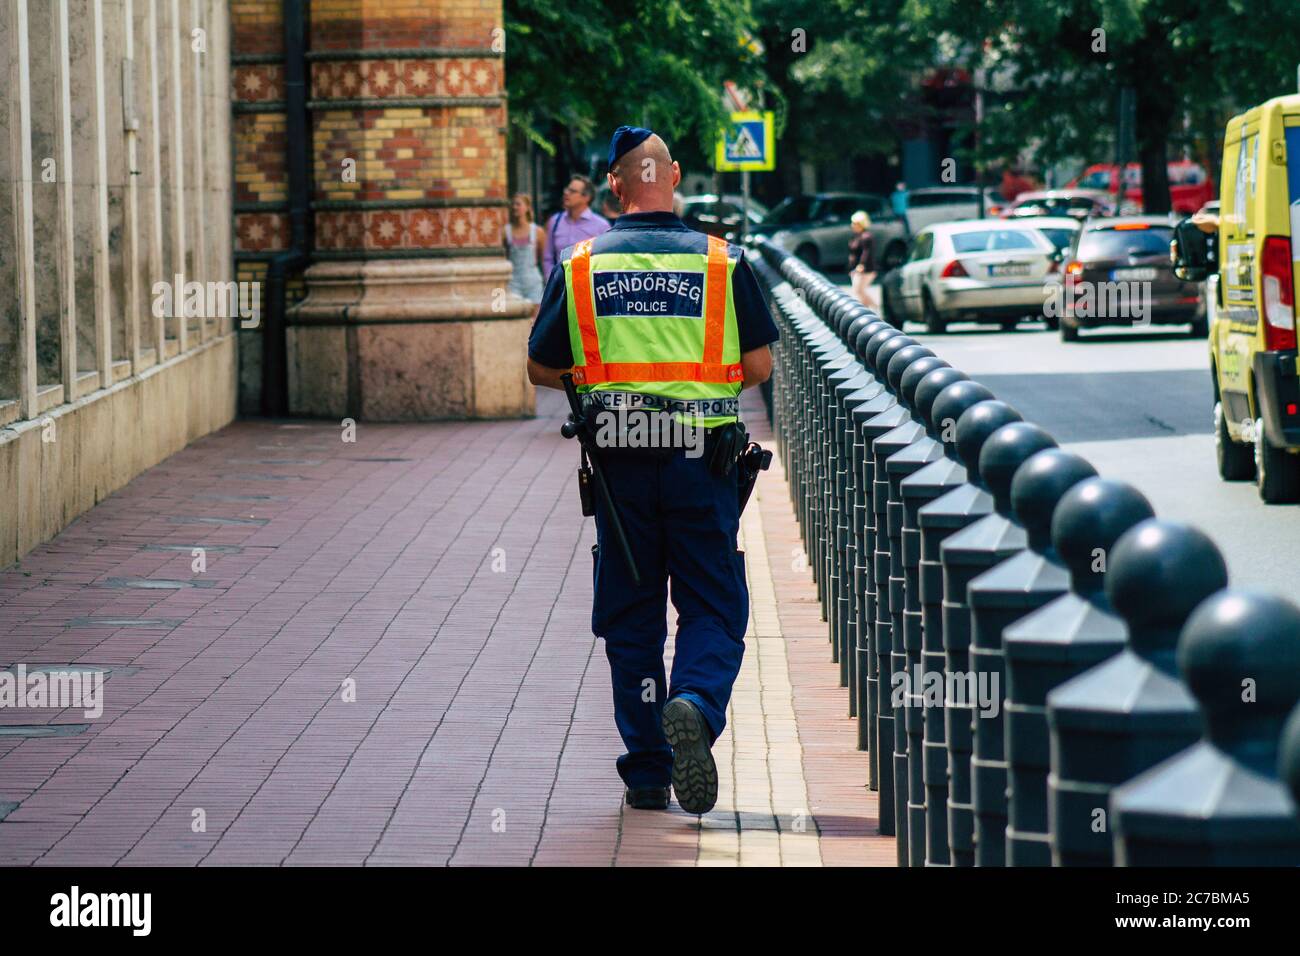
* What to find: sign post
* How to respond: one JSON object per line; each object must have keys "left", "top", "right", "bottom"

{"left": 715, "top": 110, "right": 775, "bottom": 241}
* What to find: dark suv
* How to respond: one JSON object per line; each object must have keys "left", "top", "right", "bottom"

{"left": 1060, "top": 216, "right": 1206, "bottom": 341}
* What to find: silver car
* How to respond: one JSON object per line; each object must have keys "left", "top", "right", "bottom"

{"left": 880, "top": 219, "right": 1058, "bottom": 333}
{"left": 760, "top": 192, "right": 910, "bottom": 272}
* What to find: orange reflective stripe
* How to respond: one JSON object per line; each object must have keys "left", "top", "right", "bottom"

{"left": 569, "top": 239, "right": 602, "bottom": 367}
{"left": 567, "top": 236, "right": 737, "bottom": 390}
{"left": 703, "top": 235, "right": 728, "bottom": 365}
{"left": 573, "top": 362, "right": 744, "bottom": 386}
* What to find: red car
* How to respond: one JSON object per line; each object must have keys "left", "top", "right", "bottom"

{"left": 1068, "top": 160, "right": 1214, "bottom": 214}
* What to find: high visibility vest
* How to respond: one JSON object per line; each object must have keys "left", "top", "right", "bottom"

{"left": 562, "top": 234, "right": 743, "bottom": 428}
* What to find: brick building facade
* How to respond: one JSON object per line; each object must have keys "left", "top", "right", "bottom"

{"left": 232, "top": 0, "right": 533, "bottom": 420}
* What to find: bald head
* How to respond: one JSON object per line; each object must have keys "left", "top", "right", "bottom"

{"left": 608, "top": 134, "right": 681, "bottom": 214}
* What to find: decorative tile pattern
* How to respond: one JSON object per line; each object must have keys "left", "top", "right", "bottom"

{"left": 235, "top": 212, "right": 291, "bottom": 253}
{"left": 232, "top": 63, "right": 284, "bottom": 103}
{"left": 314, "top": 206, "right": 504, "bottom": 252}
{"left": 311, "top": 58, "right": 501, "bottom": 101}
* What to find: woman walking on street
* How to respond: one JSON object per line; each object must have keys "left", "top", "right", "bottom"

{"left": 504, "top": 193, "right": 546, "bottom": 303}
{"left": 848, "top": 210, "right": 877, "bottom": 310}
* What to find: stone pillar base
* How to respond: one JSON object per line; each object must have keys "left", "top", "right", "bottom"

{"left": 286, "top": 257, "right": 536, "bottom": 420}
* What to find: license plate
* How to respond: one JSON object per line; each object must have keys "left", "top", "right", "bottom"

{"left": 989, "top": 263, "right": 1031, "bottom": 277}
{"left": 1111, "top": 267, "right": 1158, "bottom": 280}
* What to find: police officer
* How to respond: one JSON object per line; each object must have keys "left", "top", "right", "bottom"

{"left": 527, "top": 126, "right": 779, "bottom": 813}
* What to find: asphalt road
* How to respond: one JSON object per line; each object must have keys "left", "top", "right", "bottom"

{"left": 891, "top": 317, "right": 1300, "bottom": 598}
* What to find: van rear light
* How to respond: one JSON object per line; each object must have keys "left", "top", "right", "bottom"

{"left": 941, "top": 259, "right": 968, "bottom": 278}
{"left": 1261, "top": 235, "right": 1297, "bottom": 351}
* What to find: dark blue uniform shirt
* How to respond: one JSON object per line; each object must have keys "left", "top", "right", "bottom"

{"left": 527, "top": 211, "right": 779, "bottom": 369}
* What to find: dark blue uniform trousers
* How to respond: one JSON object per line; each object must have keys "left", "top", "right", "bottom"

{"left": 592, "top": 446, "right": 749, "bottom": 789}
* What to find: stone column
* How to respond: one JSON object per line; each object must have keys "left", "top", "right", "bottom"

{"left": 285, "top": 0, "right": 534, "bottom": 420}
{"left": 69, "top": 0, "right": 116, "bottom": 389}
{"left": 0, "top": 0, "right": 40, "bottom": 422}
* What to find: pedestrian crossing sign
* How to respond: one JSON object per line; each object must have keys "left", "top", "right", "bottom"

{"left": 715, "top": 111, "right": 774, "bottom": 172}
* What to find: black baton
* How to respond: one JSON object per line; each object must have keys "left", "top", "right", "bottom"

{"left": 559, "top": 373, "right": 642, "bottom": 587}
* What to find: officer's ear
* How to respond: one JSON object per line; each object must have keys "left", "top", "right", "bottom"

{"left": 670, "top": 161, "right": 681, "bottom": 189}
{"left": 607, "top": 171, "right": 621, "bottom": 203}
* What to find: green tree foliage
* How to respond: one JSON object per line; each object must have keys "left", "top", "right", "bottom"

{"left": 752, "top": 0, "right": 937, "bottom": 196}
{"left": 924, "top": 0, "right": 1300, "bottom": 211}
{"left": 504, "top": 0, "right": 764, "bottom": 168}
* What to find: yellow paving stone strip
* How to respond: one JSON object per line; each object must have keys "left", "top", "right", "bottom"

{"left": 695, "top": 482, "right": 822, "bottom": 866}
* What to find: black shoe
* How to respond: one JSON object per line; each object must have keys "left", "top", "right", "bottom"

{"left": 662, "top": 697, "right": 718, "bottom": 814}
{"left": 625, "top": 786, "right": 670, "bottom": 810}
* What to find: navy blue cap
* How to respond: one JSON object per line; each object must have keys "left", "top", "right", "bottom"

{"left": 608, "top": 125, "right": 654, "bottom": 170}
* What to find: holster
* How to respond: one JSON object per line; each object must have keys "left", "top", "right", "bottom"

{"left": 707, "top": 421, "right": 749, "bottom": 477}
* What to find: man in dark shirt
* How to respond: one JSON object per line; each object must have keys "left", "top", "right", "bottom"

{"left": 527, "top": 127, "right": 778, "bottom": 814}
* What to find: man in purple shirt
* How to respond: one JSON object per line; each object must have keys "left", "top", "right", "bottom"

{"left": 540, "top": 174, "right": 610, "bottom": 278}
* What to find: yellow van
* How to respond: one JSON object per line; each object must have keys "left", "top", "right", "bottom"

{"left": 1191, "top": 95, "right": 1300, "bottom": 502}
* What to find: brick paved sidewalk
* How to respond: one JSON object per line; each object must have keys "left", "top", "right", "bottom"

{"left": 0, "top": 390, "right": 892, "bottom": 866}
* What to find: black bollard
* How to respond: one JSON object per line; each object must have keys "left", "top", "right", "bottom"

{"left": 853, "top": 327, "right": 908, "bottom": 792}
{"left": 872, "top": 343, "right": 935, "bottom": 861}
{"left": 808, "top": 334, "right": 854, "bottom": 619}
{"left": 967, "top": 449, "right": 1097, "bottom": 867}
{"left": 1047, "top": 520, "right": 1228, "bottom": 867}
{"left": 1113, "top": 589, "right": 1300, "bottom": 865}
{"left": 902, "top": 380, "right": 999, "bottom": 865}
{"left": 941, "top": 420, "right": 1053, "bottom": 865}
{"left": 919, "top": 398, "right": 1023, "bottom": 866}
{"left": 1002, "top": 478, "right": 1154, "bottom": 867}
{"left": 885, "top": 357, "right": 955, "bottom": 866}
{"left": 827, "top": 354, "right": 869, "bottom": 680}
{"left": 862, "top": 332, "right": 918, "bottom": 832}
{"left": 846, "top": 319, "right": 892, "bottom": 752}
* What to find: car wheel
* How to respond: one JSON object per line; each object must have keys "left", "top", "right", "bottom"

{"left": 1189, "top": 314, "right": 1209, "bottom": 338}
{"left": 922, "top": 291, "right": 946, "bottom": 334}
{"left": 882, "top": 241, "right": 906, "bottom": 272}
{"left": 795, "top": 243, "right": 820, "bottom": 270}
{"left": 1000, "top": 317, "right": 1019, "bottom": 331}
{"left": 881, "top": 289, "right": 902, "bottom": 329}
{"left": 1060, "top": 319, "right": 1080, "bottom": 342}
{"left": 1043, "top": 313, "right": 1060, "bottom": 331}
{"left": 1215, "top": 401, "right": 1254, "bottom": 481}
{"left": 1254, "top": 417, "right": 1300, "bottom": 503}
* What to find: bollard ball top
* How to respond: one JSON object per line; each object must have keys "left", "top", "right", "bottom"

{"left": 915, "top": 368, "right": 971, "bottom": 429}
{"left": 832, "top": 300, "right": 855, "bottom": 336}
{"left": 900, "top": 357, "right": 950, "bottom": 408}
{"left": 854, "top": 320, "right": 891, "bottom": 359}
{"left": 863, "top": 327, "right": 901, "bottom": 371}
{"left": 978, "top": 421, "right": 1056, "bottom": 510}
{"left": 886, "top": 345, "right": 935, "bottom": 395}
{"left": 928, "top": 380, "right": 993, "bottom": 443}
{"left": 1179, "top": 589, "right": 1300, "bottom": 725}
{"left": 1051, "top": 478, "right": 1155, "bottom": 588}
{"left": 871, "top": 333, "right": 916, "bottom": 377}
{"left": 1010, "top": 449, "right": 1098, "bottom": 550}
{"left": 1105, "top": 519, "right": 1229, "bottom": 634}
{"left": 845, "top": 311, "right": 877, "bottom": 346}
{"left": 954, "top": 400, "right": 1023, "bottom": 478}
